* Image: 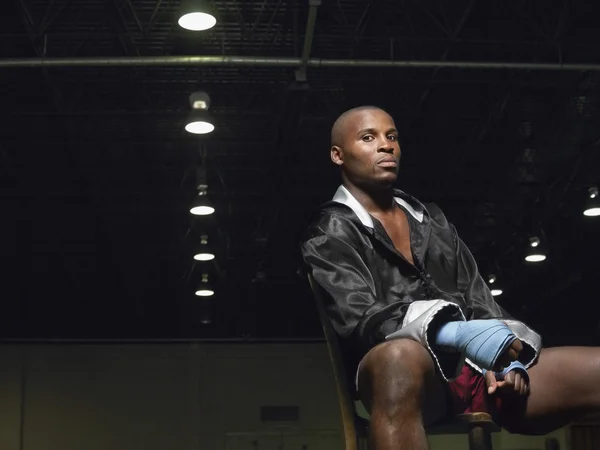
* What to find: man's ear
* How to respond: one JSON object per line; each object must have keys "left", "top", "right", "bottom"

{"left": 331, "top": 146, "right": 343, "bottom": 166}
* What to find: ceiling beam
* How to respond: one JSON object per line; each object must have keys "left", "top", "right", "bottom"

{"left": 1, "top": 55, "right": 600, "bottom": 70}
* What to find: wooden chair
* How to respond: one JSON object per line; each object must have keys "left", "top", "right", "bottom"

{"left": 307, "top": 273, "right": 499, "bottom": 450}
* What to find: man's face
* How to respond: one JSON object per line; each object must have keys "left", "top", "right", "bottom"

{"left": 331, "top": 109, "right": 401, "bottom": 188}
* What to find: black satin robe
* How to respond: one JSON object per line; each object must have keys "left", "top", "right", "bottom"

{"left": 301, "top": 186, "right": 541, "bottom": 383}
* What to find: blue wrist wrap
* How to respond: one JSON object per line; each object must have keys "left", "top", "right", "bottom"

{"left": 435, "top": 319, "right": 517, "bottom": 370}
{"left": 482, "top": 360, "right": 529, "bottom": 381}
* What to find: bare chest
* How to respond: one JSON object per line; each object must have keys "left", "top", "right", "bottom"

{"left": 375, "top": 210, "right": 414, "bottom": 265}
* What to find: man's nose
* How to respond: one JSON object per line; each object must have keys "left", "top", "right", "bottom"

{"left": 377, "top": 140, "right": 394, "bottom": 153}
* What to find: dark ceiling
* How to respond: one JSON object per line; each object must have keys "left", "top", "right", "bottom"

{"left": 0, "top": 0, "right": 599, "bottom": 345}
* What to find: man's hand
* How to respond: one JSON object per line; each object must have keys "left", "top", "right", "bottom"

{"left": 492, "top": 338, "right": 523, "bottom": 372}
{"left": 435, "top": 320, "right": 523, "bottom": 371}
{"left": 484, "top": 366, "right": 530, "bottom": 396}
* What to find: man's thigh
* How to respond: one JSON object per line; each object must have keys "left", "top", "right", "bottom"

{"left": 497, "top": 346, "right": 600, "bottom": 434}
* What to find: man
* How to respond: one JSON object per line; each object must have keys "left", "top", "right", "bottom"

{"left": 301, "top": 106, "right": 600, "bottom": 448}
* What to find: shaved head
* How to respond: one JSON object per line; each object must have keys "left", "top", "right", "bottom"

{"left": 331, "top": 105, "right": 390, "bottom": 147}
{"left": 329, "top": 105, "right": 401, "bottom": 190}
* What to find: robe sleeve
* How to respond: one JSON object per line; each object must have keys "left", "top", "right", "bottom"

{"left": 302, "top": 221, "right": 467, "bottom": 380}
{"left": 453, "top": 225, "right": 542, "bottom": 369}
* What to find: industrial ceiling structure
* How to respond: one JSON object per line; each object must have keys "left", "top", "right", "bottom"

{"left": 1, "top": 0, "right": 599, "bottom": 345}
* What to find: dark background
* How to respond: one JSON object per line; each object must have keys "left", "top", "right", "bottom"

{"left": 0, "top": 0, "right": 598, "bottom": 346}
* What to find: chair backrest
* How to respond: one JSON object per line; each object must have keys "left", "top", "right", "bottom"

{"left": 307, "top": 273, "right": 359, "bottom": 450}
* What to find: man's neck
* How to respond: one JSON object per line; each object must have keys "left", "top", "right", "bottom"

{"left": 343, "top": 183, "right": 396, "bottom": 215}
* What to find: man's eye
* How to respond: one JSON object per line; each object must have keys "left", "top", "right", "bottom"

{"left": 388, "top": 135, "right": 398, "bottom": 141}
{"left": 362, "top": 135, "right": 374, "bottom": 142}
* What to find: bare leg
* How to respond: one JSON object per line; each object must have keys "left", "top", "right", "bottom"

{"left": 357, "top": 339, "right": 448, "bottom": 450}
{"left": 497, "top": 346, "right": 600, "bottom": 435}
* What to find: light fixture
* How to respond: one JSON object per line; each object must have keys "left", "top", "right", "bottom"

{"left": 185, "top": 110, "right": 215, "bottom": 134}
{"left": 185, "top": 91, "right": 215, "bottom": 134}
{"left": 190, "top": 167, "right": 215, "bottom": 216}
{"left": 199, "top": 298, "right": 212, "bottom": 325}
{"left": 524, "top": 236, "right": 547, "bottom": 262}
{"left": 194, "top": 234, "right": 215, "bottom": 261}
{"left": 487, "top": 274, "right": 503, "bottom": 297}
{"left": 178, "top": 0, "right": 217, "bottom": 31}
{"left": 583, "top": 186, "right": 600, "bottom": 217}
{"left": 195, "top": 273, "right": 214, "bottom": 297}
{"left": 190, "top": 188, "right": 214, "bottom": 215}
{"left": 200, "top": 311, "right": 212, "bottom": 325}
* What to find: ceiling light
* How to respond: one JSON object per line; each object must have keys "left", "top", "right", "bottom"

{"left": 524, "top": 236, "right": 546, "bottom": 262}
{"left": 525, "top": 254, "right": 546, "bottom": 262}
{"left": 200, "top": 312, "right": 212, "bottom": 325}
{"left": 194, "top": 252, "right": 215, "bottom": 261}
{"left": 190, "top": 188, "right": 214, "bottom": 216}
{"left": 487, "top": 274, "right": 502, "bottom": 296}
{"left": 194, "top": 235, "right": 215, "bottom": 261}
{"left": 178, "top": 0, "right": 216, "bottom": 31}
{"left": 185, "top": 110, "right": 215, "bottom": 134}
{"left": 185, "top": 91, "right": 215, "bottom": 134}
{"left": 195, "top": 274, "right": 214, "bottom": 297}
{"left": 191, "top": 167, "right": 215, "bottom": 215}
{"left": 584, "top": 186, "right": 600, "bottom": 217}
{"left": 195, "top": 288, "right": 214, "bottom": 297}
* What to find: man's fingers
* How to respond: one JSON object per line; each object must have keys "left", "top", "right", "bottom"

{"left": 494, "top": 338, "right": 523, "bottom": 371}
{"left": 496, "top": 352, "right": 515, "bottom": 371}
{"left": 504, "top": 371, "right": 515, "bottom": 384}
{"left": 505, "top": 348, "right": 518, "bottom": 362}
{"left": 511, "top": 339, "right": 523, "bottom": 354}
{"left": 519, "top": 372, "right": 531, "bottom": 396}
{"left": 501, "top": 372, "right": 516, "bottom": 394}
{"left": 513, "top": 373, "right": 522, "bottom": 394}
{"left": 521, "top": 379, "right": 528, "bottom": 396}
{"left": 484, "top": 371, "right": 497, "bottom": 394}
{"left": 494, "top": 371, "right": 530, "bottom": 397}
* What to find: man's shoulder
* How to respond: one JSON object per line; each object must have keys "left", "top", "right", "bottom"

{"left": 304, "top": 201, "right": 366, "bottom": 240}
{"left": 422, "top": 201, "right": 449, "bottom": 224}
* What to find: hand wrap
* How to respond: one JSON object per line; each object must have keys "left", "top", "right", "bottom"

{"left": 435, "top": 319, "right": 517, "bottom": 370}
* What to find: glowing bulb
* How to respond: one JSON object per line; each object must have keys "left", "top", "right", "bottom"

{"left": 185, "top": 120, "right": 215, "bottom": 134}
{"left": 584, "top": 207, "right": 600, "bottom": 217}
{"left": 178, "top": 12, "right": 216, "bottom": 31}
{"left": 525, "top": 254, "right": 546, "bottom": 263}
{"left": 194, "top": 253, "right": 215, "bottom": 261}
{"left": 190, "top": 205, "right": 215, "bottom": 216}
{"left": 195, "top": 288, "right": 214, "bottom": 297}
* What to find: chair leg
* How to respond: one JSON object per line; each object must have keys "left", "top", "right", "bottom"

{"left": 468, "top": 425, "right": 493, "bottom": 450}
{"left": 357, "top": 435, "right": 369, "bottom": 450}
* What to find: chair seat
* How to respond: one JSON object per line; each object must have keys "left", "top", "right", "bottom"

{"left": 427, "top": 413, "right": 501, "bottom": 435}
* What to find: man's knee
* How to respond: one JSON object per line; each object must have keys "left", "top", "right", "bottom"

{"left": 358, "top": 339, "right": 438, "bottom": 413}
{"left": 362, "top": 339, "right": 435, "bottom": 378}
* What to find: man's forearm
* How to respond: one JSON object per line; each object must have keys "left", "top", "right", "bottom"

{"left": 434, "top": 319, "right": 517, "bottom": 370}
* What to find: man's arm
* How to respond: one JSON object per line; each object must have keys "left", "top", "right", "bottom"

{"left": 302, "top": 221, "right": 467, "bottom": 380}
{"left": 452, "top": 225, "right": 543, "bottom": 368}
